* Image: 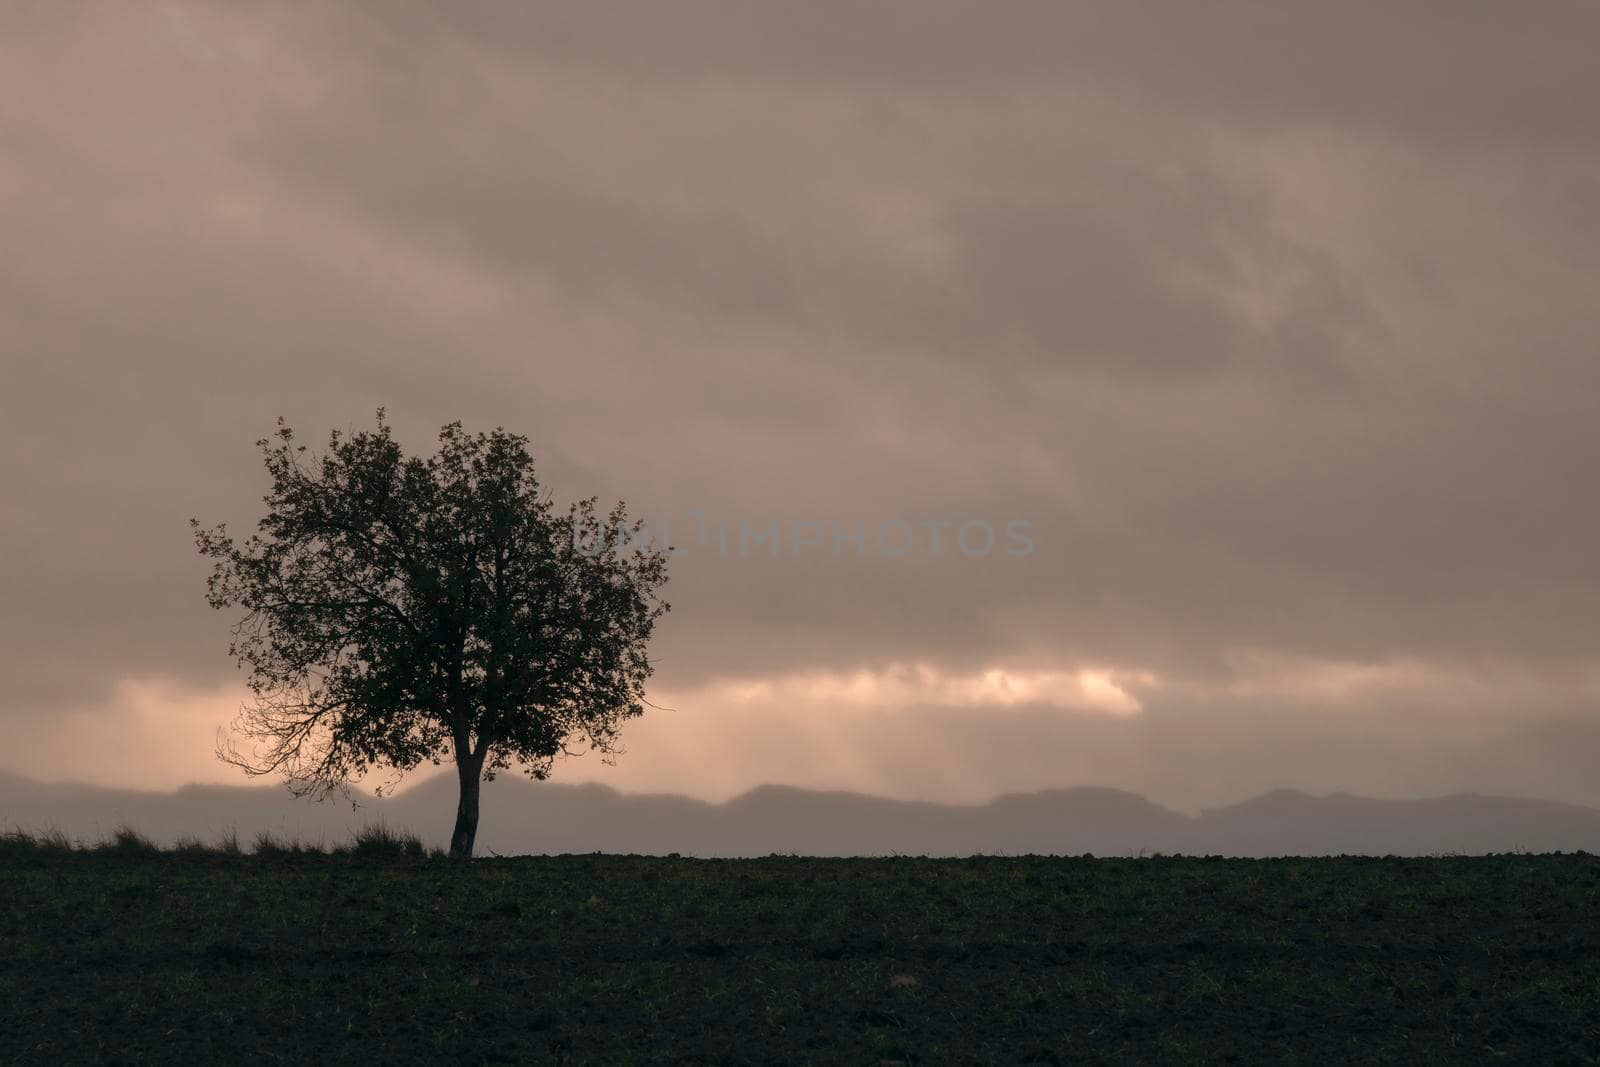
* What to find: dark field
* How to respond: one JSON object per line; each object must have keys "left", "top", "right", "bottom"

{"left": 5, "top": 838, "right": 1600, "bottom": 1064}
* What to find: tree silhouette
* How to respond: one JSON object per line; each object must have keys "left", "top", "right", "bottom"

{"left": 192, "top": 411, "right": 670, "bottom": 857}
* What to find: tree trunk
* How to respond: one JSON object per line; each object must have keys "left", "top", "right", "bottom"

{"left": 449, "top": 755, "right": 483, "bottom": 859}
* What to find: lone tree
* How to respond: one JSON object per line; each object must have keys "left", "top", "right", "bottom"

{"left": 192, "top": 411, "right": 670, "bottom": 858}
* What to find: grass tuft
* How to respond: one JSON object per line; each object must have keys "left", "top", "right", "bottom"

{"left": 252, "top": 830, "right": 294, "bottom": 857}
{"left": 100, "top": 825, "right": 160, "bottom": 854}
{"left": 173, "top": 835, "right": 211, "bottom": 857}
{"left": 351, "top": 821, "right": 427, "bottom": 859}
{"left": 0, "top": 827, "right": 76, "bottom": 858}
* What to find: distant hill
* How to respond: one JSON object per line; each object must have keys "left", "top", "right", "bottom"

{"left": 3, "top": 770, "right": 1598, "bottom": 857}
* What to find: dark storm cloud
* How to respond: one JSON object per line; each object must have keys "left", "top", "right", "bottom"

{"left": 239, "top": 43, "right": 1364, "bottom": 390}
{"left": 3, "top": 2, "right": 1600, "bottom": 804}
{"left": 364, "top": 1, "right": 1600, "bottom": 150}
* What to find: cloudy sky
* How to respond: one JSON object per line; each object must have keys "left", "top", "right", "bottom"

{"left": 4, "top": 3, "right": 1600, "bottom": 813}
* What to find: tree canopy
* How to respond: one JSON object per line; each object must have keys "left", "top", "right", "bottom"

{"left": 193, "top": 411, "right": 670, "bottom": 856}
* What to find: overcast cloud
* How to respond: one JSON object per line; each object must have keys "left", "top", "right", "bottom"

{"left": 3, "top": 2, "right": 1599, "bottom": 813}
